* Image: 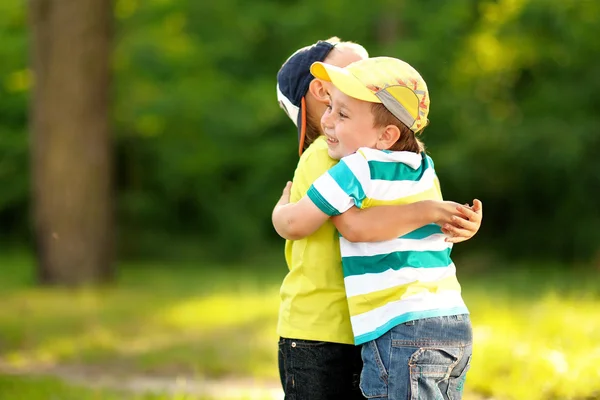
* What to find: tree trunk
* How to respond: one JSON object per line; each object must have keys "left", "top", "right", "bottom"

{"left": 376, "top": 0, "right": 403, "bottom": 46}
{"left": 29, "top": 0, "right": 114, "bottom": 285}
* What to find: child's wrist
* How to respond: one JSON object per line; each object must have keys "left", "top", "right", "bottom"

{"left": 423, "top": 200, "right": 440, "bottom": 223}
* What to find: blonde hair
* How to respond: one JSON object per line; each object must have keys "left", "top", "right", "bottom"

{"left": 323, "top": 36, "right": 369, "bottom": 59}
{"left": 371, "top": 103, "right": 425, "bottom": 153}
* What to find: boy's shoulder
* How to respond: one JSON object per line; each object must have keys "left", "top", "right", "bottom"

{"left": 301, "top": 135, "right": 329, "bottom": 157}
{"left": 297, "top": 136, "right": 336, "bottom": 171}
{"left": 291, "top": 136, "right": 337, "bottom": 196}
{"left": 344, "top": 149, "right": 436, "bottom": 185}
{"left": 348, "top": 148, "right": 427, "bottom": 171}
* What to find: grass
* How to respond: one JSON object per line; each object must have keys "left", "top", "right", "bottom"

{"left": 0, "top": 373, "right": 285, "bottom": 400}
{"left": 0, "top": 374, "right": 203, "bottom": 400}
{"left": 462, "top": 267, "right": 600, "bottom": 400}
{"left": 0, "top": 253, "right": 283, "bottom": 380}
{"left": 0, "top": 252, "right": 599, "bottom": 399}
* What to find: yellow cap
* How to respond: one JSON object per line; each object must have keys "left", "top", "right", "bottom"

{"left": 310, "top": 57, "right": 430, "bottom": 133}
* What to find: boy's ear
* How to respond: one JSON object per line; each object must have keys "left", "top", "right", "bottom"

{"left": 308, "top": 79, "right": 328, "bottom": 104}
{"left": 377, "top": 125, "right": 401, "bottom": 150}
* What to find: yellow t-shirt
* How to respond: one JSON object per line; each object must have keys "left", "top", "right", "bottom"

{"left": 277, "top": 136, "right": 355, "bottom": 345}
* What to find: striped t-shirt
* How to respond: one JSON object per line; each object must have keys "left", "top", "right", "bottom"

{"left": 306, "top": 147, "right": 469, "bottom": 345}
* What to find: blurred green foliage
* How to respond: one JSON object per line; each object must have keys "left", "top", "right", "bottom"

{"left": 1, "top": 0, "right": 599, "bottom": 262}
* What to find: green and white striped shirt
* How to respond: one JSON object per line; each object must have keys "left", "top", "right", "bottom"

{"left": 307, "top": 147, "right": 468, "bottom": 345}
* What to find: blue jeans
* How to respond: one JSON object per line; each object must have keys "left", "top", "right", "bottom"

{"left": 278, "top": 337, "right": 365, "bottom": 400}
{"left": 360, "top": 314, "right": 473, "bottom": 400}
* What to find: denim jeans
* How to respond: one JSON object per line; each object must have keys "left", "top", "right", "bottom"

{"left": 360, "top": 314, "right": 473, "bottom": 400}
{"left": 278, "top": 337, "right": 365, "bottom": 400}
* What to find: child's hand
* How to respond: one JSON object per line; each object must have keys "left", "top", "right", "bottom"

{"left": 433, "top": 200, "right": 464, "bottom": 226}
{"left": 442, "top": 199, "right": 483, "bottom": 243}
{"left": 276, "top": 181, "right": 293, "bottom": 207}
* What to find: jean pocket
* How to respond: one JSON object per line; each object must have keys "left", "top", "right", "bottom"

{"left": 447, "top": 354, "right": 471, "bottom": 400}
{"left": 359, "top": 341, "right": 388, "bottom": 398}
{"left": 408, "top": 347, "right": 462, "bottom": 400}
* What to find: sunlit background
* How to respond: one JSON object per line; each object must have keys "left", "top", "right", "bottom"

{"left": 1, "top": 0, "right": 599, "bottom": 399}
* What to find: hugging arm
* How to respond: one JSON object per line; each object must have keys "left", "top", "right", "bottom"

{"left": 272, "top": 182, "right": 331, "bottom": 241}
{"left": 332, "top": 199, "right": 483, "bottom": 243}
{"left": 332, "top": 201, "right": 442, "bottom": 242}
{"left": 272, "top": 152, "right": 367, "bottom": 241}
{"left": 273, "top": 151, "right": 484, "bottom": 243}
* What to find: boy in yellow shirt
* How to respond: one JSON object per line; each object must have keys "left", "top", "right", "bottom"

{"left": 275, "top": 38, "right": 482, "bottom": 400}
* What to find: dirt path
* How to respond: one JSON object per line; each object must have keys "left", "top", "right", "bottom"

{"left": 0, "top": 363, "right": 488, "bottom": 399}
{"left": 0, "top": 363, "right": 283, "bottom": 399}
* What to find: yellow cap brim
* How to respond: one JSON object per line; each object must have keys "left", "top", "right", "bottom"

{"left": 310, "top": 62, "right": 380, "bottom": 103}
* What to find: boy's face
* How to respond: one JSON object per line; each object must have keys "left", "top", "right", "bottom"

{"left": 321, "top": 86, "right": 380, "bottom": 160}
{"left": 306, "top": 48, "right": 366, "bottom": 128}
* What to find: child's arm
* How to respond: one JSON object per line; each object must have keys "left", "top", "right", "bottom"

{"left": 273, "top": 152, "right": 370, "bottom": 241}
{"left": 272, "top": 181, "right": 331, "bottom": 240}
{"left": 331, "top": 200, "right": 482, "bottom": 243}
{"left": 331, "top": 152, "right": 483, "bottom": 243}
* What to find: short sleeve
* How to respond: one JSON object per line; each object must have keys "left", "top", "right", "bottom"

{"left": 306, "top": 152, "right": 370, "bottom": 216}
{"left": 289, "top": 141, "right": 337, "bottom": 202}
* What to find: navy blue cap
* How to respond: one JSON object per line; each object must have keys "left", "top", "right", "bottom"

{"left": 276, "top": 41, "right": 336, "bottom": 156}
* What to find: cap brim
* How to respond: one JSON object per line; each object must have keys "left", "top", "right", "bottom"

{"left": 310, "top": 62, "right": 380, "bottom": 103}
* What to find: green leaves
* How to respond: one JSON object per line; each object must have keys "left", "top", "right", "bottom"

{"left": 1, "top": 0, "right": 599, "bottom": 262}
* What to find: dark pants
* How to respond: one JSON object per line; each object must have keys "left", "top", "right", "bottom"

{"left": 278, "top": 337, "right": 366, "bottom": 400}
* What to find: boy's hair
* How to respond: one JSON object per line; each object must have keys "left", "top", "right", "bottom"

{"left": 324, "top": 36, "right": 369, "bottom": 60}
{"left": 371, "top": 103, "right": 425, "bottom": 153}
{"left": 303, "top": 115, "right": 322, "bottom": 151}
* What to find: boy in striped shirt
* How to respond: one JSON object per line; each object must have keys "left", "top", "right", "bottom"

{"left": 272, "top": 56, "right": 473, "bottom": 399}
